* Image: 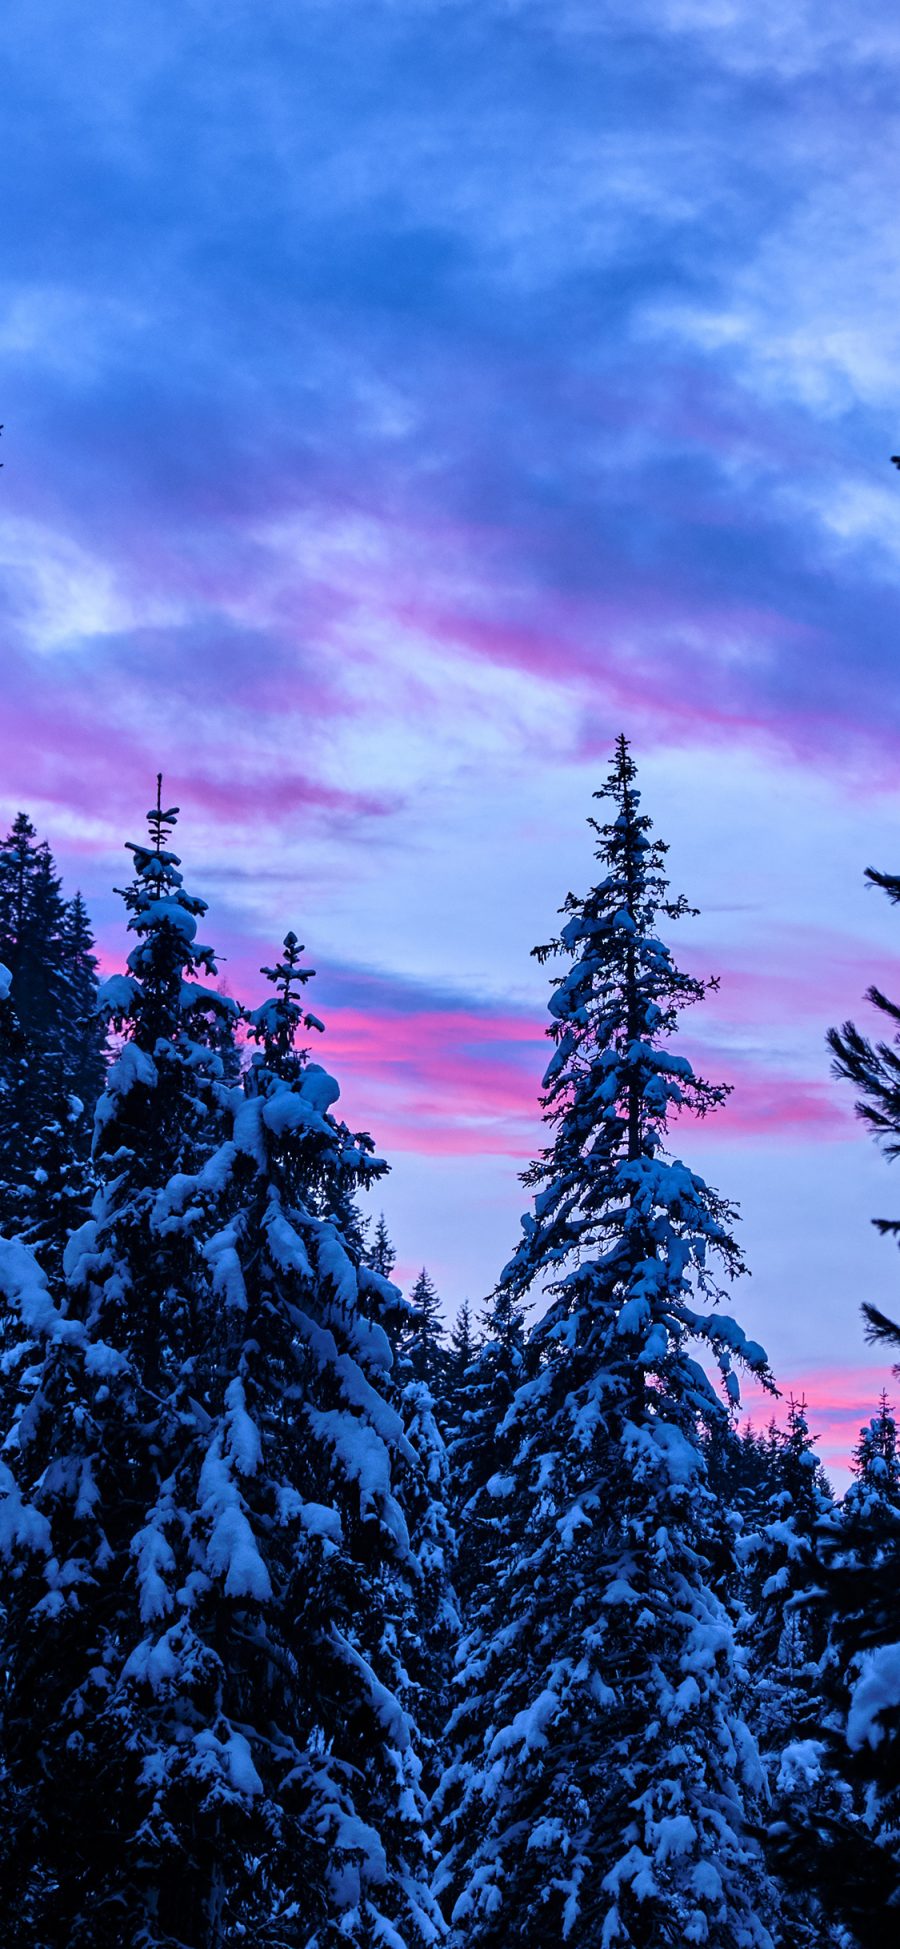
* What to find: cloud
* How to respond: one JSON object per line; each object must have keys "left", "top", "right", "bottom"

{"left": 5, "top": 0, "right": 900, "bottom": 1468}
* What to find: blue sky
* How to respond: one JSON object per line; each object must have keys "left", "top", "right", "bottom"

{"left": 4, "top": 0, "right": 900, "bottom": 1473}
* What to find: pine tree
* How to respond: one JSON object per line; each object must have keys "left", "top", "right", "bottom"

{"left": 60, "top": 890, "right": 107, "bottom": 1114}
{"left": 0, "top": 821, "right": 105, "bottom": 1259}
{"left": 444, "top": 1287, "right": 529, "bottom": 1614}
{"left": 805, "top": 1395, "right": 900, "bottom": 1948}
{"left": 404, "top": 1268, "right": 447, "bottom": 1391}
{"left": 359, "top": 1208, "right": 458, "bottom": 1765}
{"left": 367, "top": 1212, "right": 397, "bottom": 1281}
{"left": 744, "top": 1400, "right": 833, "bottom": 1724}
{"left": 438, "top": 737, "right": 777, "bottom": 1949}
{"left": 0, "top": 781, "right": 242, "bottom": 1944}
{"left": 447, "top": 1299, "right": 475, "bottom": 1389}
{"left": 440, "top": 1298, "right": 479, "bottom": 1457}
{"left": 737, "top": 1405, "right": 848, "bottom": 1949}
{"left": 825, "top": 865, "right": 900, "bottom": 1931}
{"left": 125, "top": 925, "right": 445, "bottom": 1944}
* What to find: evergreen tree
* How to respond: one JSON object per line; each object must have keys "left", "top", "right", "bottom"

{"left": 825, "top": 865, "right": 900, "bottom": 1931}
{"left": 440, "top": 1298, "right": 479, "bottom": 1457}
{"left": 809, "top": 1395, "right": 900, "bottom": 1948}
{"left": 438, "top": 737, "right": 777, "bottom": 1949}
{"left": 744, "top": 1400, "right": 833, "bottom": 1725}
{"left": 739, "top": 1405, "right": 846, "bottom": 1949}
{"left": 367, "top": 1212, "right": 397, "bottom": 1281}
{"left": 359, "top": 1208, "right": 458, "bottom": 1758}
{"left": 129, "top": 925, "right": 444, "bottom": 1944}
{"left": 404, "top": 1268, "right": 447, "bottom": 1391}
{"left": 60, "top": 890, "right": 107, "bottom": 1113}
{"left": 0, "top": 782, "right": 242, "bottom": 1944}
{"left": 0, "top": 820, "right": 105, "bottom": 1258}
{"left": 444, "top": 1287, "right": 529, "bottom": 1614}
{"left": 447, "top": 1299, "right": 476, "bottom": 1390}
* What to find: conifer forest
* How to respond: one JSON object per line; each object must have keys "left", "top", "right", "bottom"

{"left": 1, "top": 742, "right": 900, "bottom": 1948}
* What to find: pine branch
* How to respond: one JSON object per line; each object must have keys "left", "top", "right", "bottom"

{"left": 861, "top": 1301, "right": 900, "bottom": 1349}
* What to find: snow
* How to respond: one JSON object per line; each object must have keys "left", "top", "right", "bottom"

{"left": 298, "top": 1498, "right": 343, "bottom": 1542}
{"left": 0, "top": 1233, "right": 78, "bottom": 1344}
{"left": 331, "top": 1628, "right": 410, "bottom": 1749}
{"left": 489, "top": 1688, "right": 560, "bottom": 1758}
{"left": 306, "top": 1406, "right": 409, "bottom": 1547}
{"left": 0, "top": 1458, "right": 52, "bottom": 1557}
{"left": 315, "top": 1229, "right": 358, "bottom": 1310}
{"left": 135, "top": 896, "right": 198, "bottom": 939}
{"left": 652, "top": 1814, "right": 697, "bottom": 1861}
{"left": 123, "top": 1628, "right": 181, "bottom": 1693}
{"left": 98, "top": 1041, "right": 158, "bottom": 1123}
{"left": 96, "top": 972, "right": 140, "bottom": 1016}
{"left": 132, "top": 1514, "right": 176, "bottom": 1622}
{"left": 299, "top": 1063, "right": 341, "bottom": 1112}
{"left": 776, "top": 1739, "right": 824, "bottom": 1791}
{"left": 199, "top": 1439, "right": 273, "bottom": 1601}
{"left": 224, "top": 1377, "right": 262, "bottom": 1476}
{"left": 846, "top": 1641, "right": 900, "bottom": 1751}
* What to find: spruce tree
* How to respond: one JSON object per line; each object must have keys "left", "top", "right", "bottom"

{"left": 130, "top": 926, "right": 445, "bottom": 1944}
{"left": 738, "top": 1405, "right": 847, "bottom": 1949}
{"left": 0, "top": 782, "right": 241, "bottom": 1944}
{"left": 825, "top": 864, "right": 900, "bottom": 1931}
{"left": 360, "top": 1211, "right": 457, "bottom": 1766}
{"left": 438, "top": 737, "right": 777, "bottom": 1949}
{"left": 444, "top": 1287, "right": 529, "bottom": 1614}
{"left": 744, "top": 1400, "right": 834, "bottom": 1734}
{"left": 441, "top": 1298, "right": 479, "bottom": 1460}
{"left": 404, "top": 1269, "right": 447, "bottom": 1391}
{"left": 0, "top": 820, "right": 105, "bottom": 1256}
{"left": 809, "top": 1395, "right": 900, "bottom": 1948}
{"left": 367, "top": 1213, "right": 397, "bottom": 1281}
{"left": 447, "top": 1300, "right": 475, "bottom": 1390}
{"left": 60, "top": 889, "right": 107, "bottom": 1114}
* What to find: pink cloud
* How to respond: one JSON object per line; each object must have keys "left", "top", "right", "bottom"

{"left": 739, "top": 1364, "right": 897, "bottom": 1486}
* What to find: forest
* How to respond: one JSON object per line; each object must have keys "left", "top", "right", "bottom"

{"left": 0, "top": 736, "right": 898, "bottom": 1948}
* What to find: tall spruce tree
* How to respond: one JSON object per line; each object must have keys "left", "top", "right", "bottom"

{"left": 0, "top": 783, "right": 242, "bottom": 1944}
{"left": 826, "top": 862, "right": 900, "bottom": 1931}
{"left": 739, "top": 1405, "right": 846, "bottom": 1949}
{"left": 0, "top": 803, "right": 446, "bottom": 1946}
{"left": 0, "top": 818, "right": 105, "bottom": 1258}
{"left": 437, "top": 737, "right": 777, "bottom": 1949}
{"left": 137, "top": 927, "right": 445, "bottom": 1944}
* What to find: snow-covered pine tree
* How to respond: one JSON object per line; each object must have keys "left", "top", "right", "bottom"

{"left": 438, "top": 735, "right": 777, "bottom": 1949}
{"left": 738, "top": 1403, "right": 847, "bottom": 1949}
{"left": 60, "top": 889, "right": 107, "bottom": 1114}
{"left": 743, "top": 1399, "right": 833, "bottom": 1735}
{"left": 404, "top": 1268, "right": 447, "bottom": 1391}
{"left": 443, "top": 1286, "right": 529, "bottom": 1615}
{"left": 440, "top": 1299, "right": 479, "bottom": 1461}
{"left": 825, "top": 865, "right": 900, "bottom": 1932}
{"left": 0, "top": 814, "right": 71, "bottom": 1234}
{"left": 0, "top": 781, "right": 241, "bottom": 1945}
{"left": 0, "top": 821, "right": 105, "bottom": 1259}
{"left": 447, "top": 1300, "right": 475, "bottom": 1390}
{"left": 95, "top": 921, "right": 442, "bottom": 1945}
{"left": 361, "top": 1208, "right": 457, "bottom": 1783}
{"left": 809, "top": 1394, "right": 900, "bottom": 1948}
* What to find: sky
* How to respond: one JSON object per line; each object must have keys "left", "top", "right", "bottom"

{"left": 3, "top": 0, "right": 900, "bottom": 1480}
